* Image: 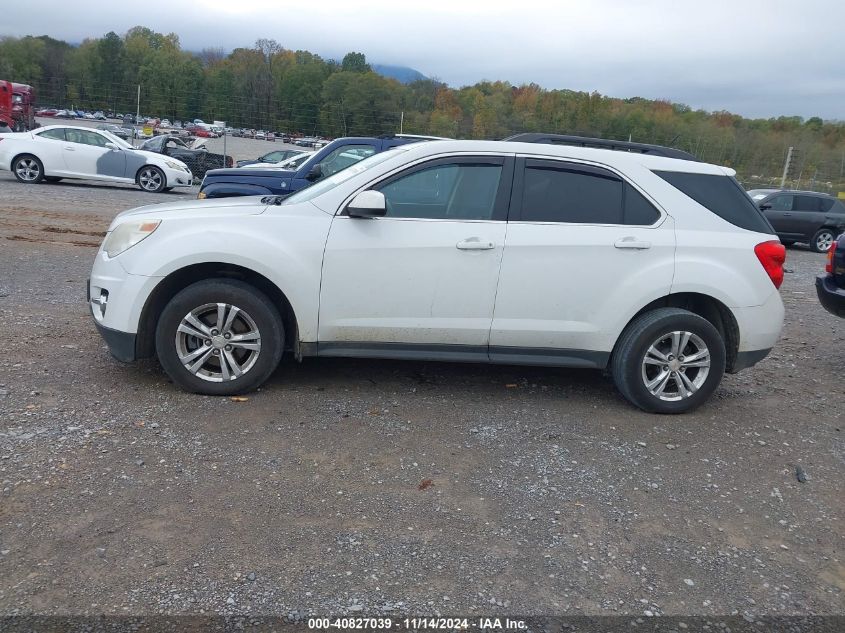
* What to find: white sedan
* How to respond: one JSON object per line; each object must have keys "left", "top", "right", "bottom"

{"left": 0, "top": 124, "right": 193, "bottom": 192}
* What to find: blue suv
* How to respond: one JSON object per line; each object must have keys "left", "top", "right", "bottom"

{"left": 198, "top": 135, "right": 444, "bottom": 199}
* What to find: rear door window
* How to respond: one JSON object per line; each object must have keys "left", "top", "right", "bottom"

{"left": 654, "top": 171, "right": 774, "bottom": 234}
{"left": 519, "top": 160, "right": 659, "bottom": 225}
{"left": 794, "top": 195, "right": 821, "bottom": 212}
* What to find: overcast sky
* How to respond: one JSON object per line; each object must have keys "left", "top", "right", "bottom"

{"left": 4, "top": 0, "right": 843, "bottom": 120}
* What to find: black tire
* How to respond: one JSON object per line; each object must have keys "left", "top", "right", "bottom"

{"left": 810, "top": 228, "right": 836, "bottom": 253}
{"left": 137, "top": 165, "right": 167, "bottom": 193}
{"left": 611, "top": 307, "right": 726, "bottom": 414}
{"left": 155, "top": 279, "right": 284, "bottom": 396}
{"left": 44, "top": 176, "right": 63, "bottom": 183}
{"left": 12, "top": 154, "right": 44, "bottom": 184}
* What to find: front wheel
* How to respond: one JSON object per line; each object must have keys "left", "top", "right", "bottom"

{"left": 155, "top": 279, "right": 284, "bottom": 395}
{"left": 137, "top": 165, "right": 166, "bottom": 192}
{"left": 12, "top": 155, "right": 44, "bottom": 184}
{"left": 810, "top": 228, "right": 835, "bottom": 253}
{"left": 611, "top": 308, "right": 726, "bottom": 414}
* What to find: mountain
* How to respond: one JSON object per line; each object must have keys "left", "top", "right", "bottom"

{"left": 371, "top": 64, "right": 427, "bottom": 84}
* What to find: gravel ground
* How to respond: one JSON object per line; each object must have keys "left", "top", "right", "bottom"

{"left": 0, "top": 175, "right": 843, "bottom": 620}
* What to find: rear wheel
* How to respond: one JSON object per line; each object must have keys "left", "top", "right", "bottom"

{"left": 155, "top": 279, "right": 284, "bottom": 395}
{"left": 611, "top": 308, "right": 726, "bottom": 414}
{"left": 810, "top": 228, "right": 835, "bottom": 253}
{"left": 12, "top": 155, "right": 44, "bottom": 184}
{"left": 137, "top": 165, "right": 166, "bottom": 193}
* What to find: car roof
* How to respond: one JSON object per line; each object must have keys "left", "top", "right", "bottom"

{"left": 396, "top": 139, "right": 731, "bottom": 175}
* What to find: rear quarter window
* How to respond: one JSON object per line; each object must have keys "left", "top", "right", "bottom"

{"left": 654, "top": 171, "right": 774, "bottom": 234}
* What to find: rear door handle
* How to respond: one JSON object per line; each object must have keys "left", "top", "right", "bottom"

{"left": 64, "top": 146, "right": 75, "bottom": 151}
{"left": 456, "top": 238, "right": 495, "bottom": 250}
{"left": 614, "top": 237, "right": 651, "bottom": 250}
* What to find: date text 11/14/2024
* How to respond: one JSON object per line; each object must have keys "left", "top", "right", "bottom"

{"left": 307, "top": 617, "right": 528, "bottom": 630}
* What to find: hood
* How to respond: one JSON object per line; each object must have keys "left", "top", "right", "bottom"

{"left": 190, "top": 138, "right": 208, "bottom": 150}
{"left": 206, "top": 166, "right": 297, "bottom": 178}
{"left": 109, "top": 196, "right": 269, "bottom": 229}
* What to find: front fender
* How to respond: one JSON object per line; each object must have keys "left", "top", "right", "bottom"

{"left": 118, "top": 212, "right": 332, "bottom": 341}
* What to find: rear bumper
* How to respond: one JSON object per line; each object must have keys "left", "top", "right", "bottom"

{"left": 816, "top": 274, "right": 845, "bottom": 318}
{"left": 730, "top": 348, "right": 772, "bottom": 373}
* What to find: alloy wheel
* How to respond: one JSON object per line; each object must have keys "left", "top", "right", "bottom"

{"left": 815, "top": 231, "right": 834, "bottom": 252}
{"left": 139, "top": 167, "right": 163, "bottom": 191}
{"left": 640, "top": 330, "right": 711, "bottom": 402}
{"left": 175, "top": 302, "right": 261, "bottom": 382}
{"left": 15, "top": 158, "right": 41, "bottom": 182}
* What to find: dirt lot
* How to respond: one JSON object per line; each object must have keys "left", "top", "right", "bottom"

{"left": 0, "top": 174, "right": 843, "bottom": 619}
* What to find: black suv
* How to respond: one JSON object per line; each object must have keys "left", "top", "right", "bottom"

{"left": 748, "top": 189, "right": 845, "bottom": 253}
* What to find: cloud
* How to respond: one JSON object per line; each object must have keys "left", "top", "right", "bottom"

{"left": 3, "top": 0, "right": 843, "bottom": 119}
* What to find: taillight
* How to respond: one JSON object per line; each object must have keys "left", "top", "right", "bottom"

{"left": 754, "top": 240, "right": 786, "bottom": 289}
{"left": 826, "top": 240, "right": 837, "bottom": 274}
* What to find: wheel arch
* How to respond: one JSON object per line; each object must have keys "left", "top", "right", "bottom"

{"left": 11, "top": 151, "right": 43, "bottom": 170}
{"left": 613, "top": 292, "right": 740, "bottom": 373}
{"left": 135, "top": 262, "right": 299, "bottom": 360}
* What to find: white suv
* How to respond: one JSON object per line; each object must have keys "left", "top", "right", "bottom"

{"left": 88, "top": 140, "right": 785, "bottom": 413}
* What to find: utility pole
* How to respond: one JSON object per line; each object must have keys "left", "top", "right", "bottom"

{"left": 400, "top": 111, "right": 404, "bottom": 134}
{"left": 780, "top": 146, "right": 793, "bottom": 189}
{"left": 136, "top": 85, "right": 140, "bottom": 121}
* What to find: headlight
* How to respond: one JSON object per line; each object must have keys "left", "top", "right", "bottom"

{"left": 103, "top": 220, "right": 160, "bottom": 257}
{"left": 164, "top": 160, "right": 186, "bottom": 171}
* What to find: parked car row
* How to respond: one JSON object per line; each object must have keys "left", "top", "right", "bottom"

{"left": 0, "top": 124, "right": 193, "bottom": 192}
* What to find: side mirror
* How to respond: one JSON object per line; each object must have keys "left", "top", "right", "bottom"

{"left": 105, "top": 142, "right": 119, "bottom": 151}
{"left": 347, "top": 190, "right": 386, "bottom": 218}
{"left": 306, "top": 163, "right": 322, "bottom": 181}
{"left": 759, "top": 204, "right": 772, "bottom": 211}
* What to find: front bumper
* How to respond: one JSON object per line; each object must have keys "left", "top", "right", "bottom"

{"left": 167, "top": 169, "right": 193, "bottom": 188}
{"left": 94, "top": 319, "right": 137, "bottom": 362}
{"left": 87, "top": 278, "right": 138, "bottom": 361}
{"left": 816, "top": 274, "right": 845, "bottom": 318}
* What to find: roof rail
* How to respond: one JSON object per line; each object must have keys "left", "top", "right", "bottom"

{"left": 378, "top": 133, "right": 452, "bottom": 141}
{"left": 502, "top": 133, "right": 700, "bottom": 162}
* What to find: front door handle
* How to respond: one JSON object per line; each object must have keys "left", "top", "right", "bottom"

{"left": 782, "top": 212, "right": 792, "bottom": 216}
{"left": 64, "top": 146, "right": 75, "bottom": 151}
{"left": 614, "top": 237, "right": 652, "bottom": 250}
{"left": 456, "top": 238, "right": 495, "bottom": 250}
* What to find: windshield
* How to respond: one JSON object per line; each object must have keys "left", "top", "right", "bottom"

{"left": 279, "top": 152, "right": 312, "bottom": 169}
{"left": 282, "top": 148, "right": 408, "bottom": 205}
{"left": 99, "top": 129, "right": 133, "bottom": 149}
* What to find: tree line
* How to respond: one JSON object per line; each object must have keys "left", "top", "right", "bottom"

{"left": 1, "top": 28, "right": 844, "bottom": 192}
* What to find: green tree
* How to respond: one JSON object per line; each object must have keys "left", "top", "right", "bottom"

{"left": 341, "top": 52, "right": 370, "bottom": 73}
